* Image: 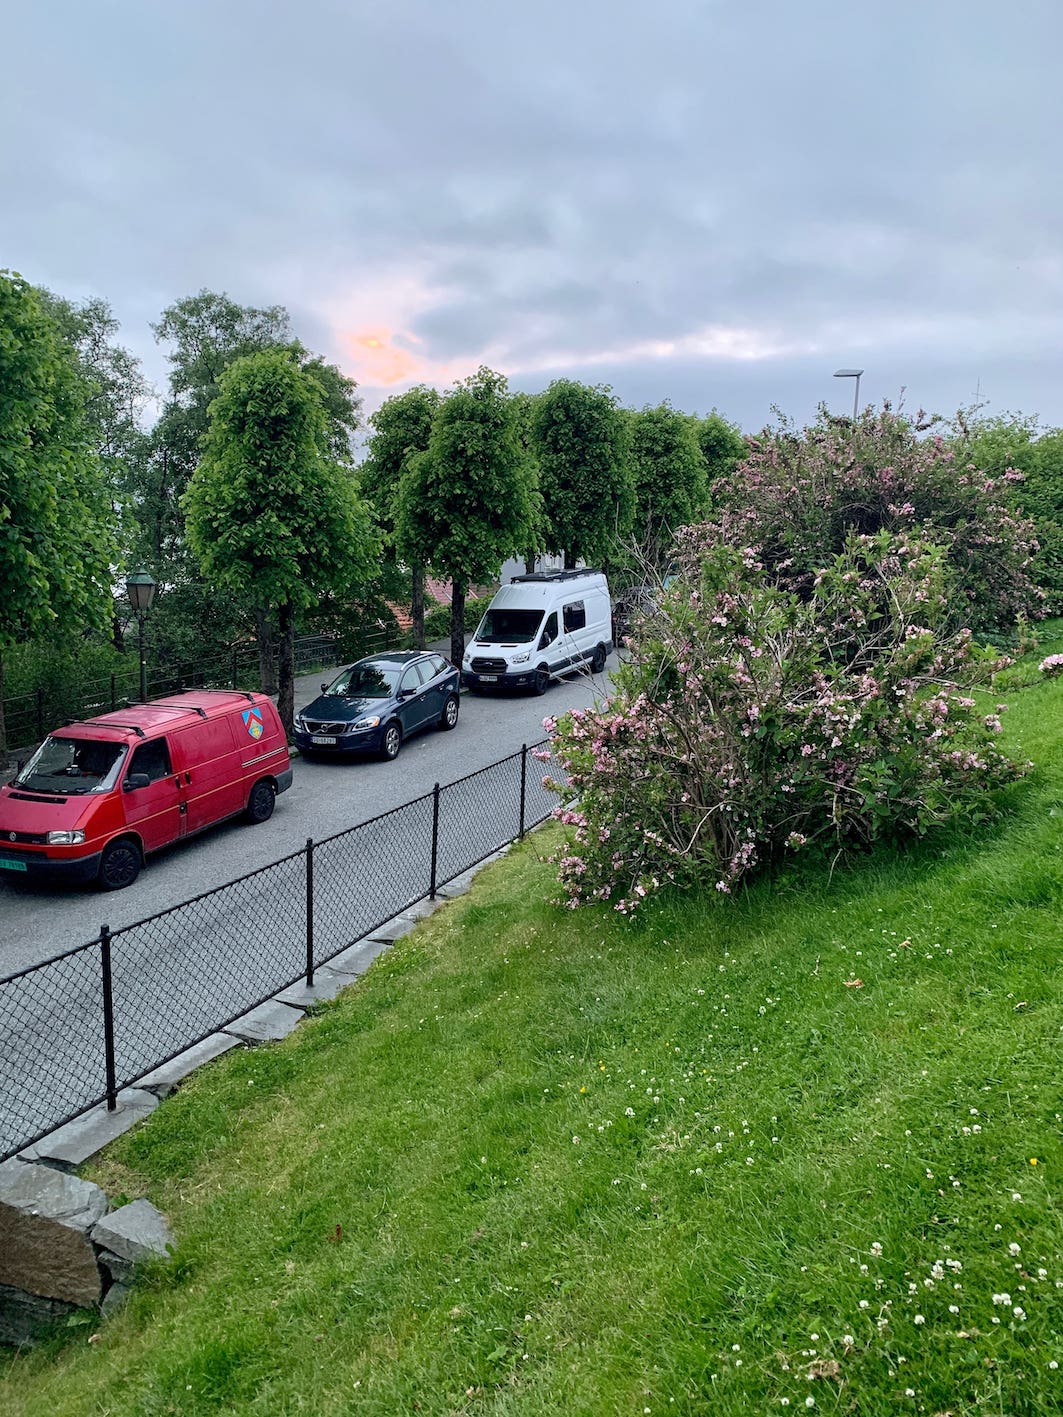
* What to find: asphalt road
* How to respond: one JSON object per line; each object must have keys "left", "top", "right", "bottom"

{"left": 0, "top": 655, "right": 613, "bottom": 978}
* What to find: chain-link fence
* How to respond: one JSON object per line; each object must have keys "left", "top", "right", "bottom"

{"left": 0, "top": 740, "right": 570, "bottom": 1163}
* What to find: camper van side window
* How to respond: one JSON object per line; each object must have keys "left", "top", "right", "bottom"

{"left": 563, "top": 600, "right": 586, "bottom": 633}
{"left": 129, "top": 739, "right": 172, "bottom": 783}
{"left": 539, "top": 613, "right": 559, "bottom": 649}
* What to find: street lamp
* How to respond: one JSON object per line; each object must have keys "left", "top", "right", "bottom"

{"left": 834, "top": 368, "right": 863, "bottom": 421}
{"left": 126, "top": 569, "right": 157, "bottom": 703}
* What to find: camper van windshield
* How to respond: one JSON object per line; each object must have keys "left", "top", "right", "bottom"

{"left": 16, "top": 736, "right": 128, "bottom": 795}
{"left": 475, "top": 608, "right": 544, "bottom": 643}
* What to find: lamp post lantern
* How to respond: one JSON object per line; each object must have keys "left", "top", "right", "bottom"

{"left": 834, "top": 368, "right": 863, "bottom": 421}
{"left": 126, "top": 569, "right": 157, "bottom": 703}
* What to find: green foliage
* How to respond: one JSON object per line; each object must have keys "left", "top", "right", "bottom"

{"left": 361, "top": 385, "right": 440, "bottom": 533}
{"left": 183, "top": 349, "right": 378, "bottom": 613}
{"left": 531, "top": 379, "right": 634, "bottom": 567}
{"left": 549, "top": 529, "right": 1023, "bottom": 910}
{"left": 0, "top": 271, "right": 116, "bottom": 652}
{"left": 715, "top": 405, "right": 1040, "bottom": 638}
{"left": 953, "top": 410, "right": 1063, "bottom": 613}
{"left": 396, "top": 367, "right": 537, "bottom": 661}
{"left": 627, "top": 402, "right": 708, "bottom": 561}
{"left": 697, "top": 409, "right": 746, "bottom": 491}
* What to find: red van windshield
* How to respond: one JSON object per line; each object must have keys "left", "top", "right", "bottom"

{"left": 15, "top": 736, "right": 128, "bottom": 795}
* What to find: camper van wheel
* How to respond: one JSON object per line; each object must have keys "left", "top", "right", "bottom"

{"left": 246, "top": 778, "right": 276, "bottom": 824}
{"left": 98, "top": 838, "right": 142, "bottom": 891}
{"left": 531, "top": 666, "right": 550, "bottom": 696}
{"left": 590, "top": 644, "right": 607, "bottom": 673}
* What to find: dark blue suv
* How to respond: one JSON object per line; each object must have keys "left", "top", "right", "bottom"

{"left": 293, "top": 651, "right": 460, "bottom": 761}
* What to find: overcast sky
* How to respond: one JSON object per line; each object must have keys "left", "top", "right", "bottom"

{"left": 3, "top": 0, "right": 1061, "bottom": 432}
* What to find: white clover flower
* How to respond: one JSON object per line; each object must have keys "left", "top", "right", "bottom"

{"left": 914, "top": 1314, "right": 925, "bottom": 1325}
{"left": 1009, "top": 1243, "right": 1021, "bottom": 1256}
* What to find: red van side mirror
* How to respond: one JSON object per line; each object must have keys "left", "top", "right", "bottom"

{"left": 124, "top": 773, "right": 151, "bottom": 792}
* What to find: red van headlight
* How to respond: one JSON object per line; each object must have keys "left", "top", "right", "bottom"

{"left": 46, "top": 830, "right": 86, "bottom": 845}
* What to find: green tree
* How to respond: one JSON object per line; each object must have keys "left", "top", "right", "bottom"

{"left": 953, "top": 410, "right": 1063, "bottom": 614}
{"left": 628, "top": 403, "right": 708, "bottom": 563}
{"left": 396, "top": 367, "right": 537, "bottom": 667}
{"left": 39, "top": 290, "right": 152, "bottom": 648}
{"left": 182, "top": 349, "right": 379, "bottom": 733}
{"left": 361, "top": 385, "right": 441, "bottom": 647}
{"left": 0, "top": 271, "right": 116, "bottom": 760}
{"left": 697, "top": 411, "right": 746, "bottom": 495}
{"left": 152, "top": 291, "right": 362, "bottom": 685}
{"left": 531, "top": 379, "right": 633, "bottom": 569}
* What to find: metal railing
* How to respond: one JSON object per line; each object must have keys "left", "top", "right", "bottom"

{"left": 2, "top": 629, "right": 395, "bottom": 761}
{"left": 0, "top": 740, "right": 567, "bottom": 1163}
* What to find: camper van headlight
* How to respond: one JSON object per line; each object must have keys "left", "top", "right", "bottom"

{"left": 47, "top": 830, "right": 85, "bottom": 845}
{"left": 511, "top": 651, "right": 531, "bottom": 664}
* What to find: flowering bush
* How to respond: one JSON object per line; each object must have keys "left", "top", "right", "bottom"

{"left": 547, "top": 529, "right": 1026, "bottom": 912}
{"left": 1039, "top": 654, "right": 1063, "bottom": 679}
{"left": 711, "top": 406, "right": 1041, "bottom": 637}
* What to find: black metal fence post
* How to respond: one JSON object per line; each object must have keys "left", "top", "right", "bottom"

{"left": 99, "top": 925, "right": 118, "bottom": 1111}
{"left": 110, "top": 673, "right": 116, "bottom": 711}
{"left": 231, "top": 648, "right": 238, "bottom": 688}
{"left": 36, "top": 688, "right": 44, "bottom": 740}
{"left": 305, "top": 837, "right": 315, "bottom": 987}
{"left": 429, "top": 782, "right": 441, "bottom": 899}
{"left": 519, "top": 743, "right": 528, "bottom": 840}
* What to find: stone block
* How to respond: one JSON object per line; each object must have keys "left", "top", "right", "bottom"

{"left": 97, "top": 1249, "right": 135, "bottom": 1285}
{"left": 275, "top": 966, "right": 352, "bottom": 1007}
{"left": 0, "top": 1282, "right": 83, "bottom": 1347}
{"left": 137, "top": 1034, "right": 242, "bottom": 1098}
{"left": 365, "top": 914, "right": 417, "bottom": 943}
{"left": 100, "top": 1280, "right": 132, "bottom": 1318}
{"left": 0, "top": 1170, "right": 104, "bottom": 1305}
{"left": 91, "top": 1199, "right": 174, "bottom": 1265}
{"left": 323, "top": 936, "right": 392, "bottom": 977}
{"left": 20, "top": 1089, "right": 158, "bottom": 1169}
{"left": 223, "top": 999, "right": 304, "bottom": 1044}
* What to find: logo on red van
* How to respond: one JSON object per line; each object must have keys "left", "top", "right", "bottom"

{"left": 242, "top": 707, "right": 265, "bottom": 741}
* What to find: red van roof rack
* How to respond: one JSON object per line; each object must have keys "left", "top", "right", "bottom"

{"left": 79, "top": 719, "right": 147, "bottom": 739}
{"left": 150, "top": 701, "right": 210, "bottom": 719}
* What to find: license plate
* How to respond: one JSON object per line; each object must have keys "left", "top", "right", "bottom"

{"left": 311, "top": 736, "right": 337, "bottom": 746}
{"left": 479, "top": 674, "right": 497, "bottom": 682}
{"left": 0, "top": 857, "right": 27, "bottom": 872}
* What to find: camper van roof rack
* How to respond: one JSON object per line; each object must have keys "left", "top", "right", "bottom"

{"left": 509, "top": 567, "right": 602, "bottom": 584}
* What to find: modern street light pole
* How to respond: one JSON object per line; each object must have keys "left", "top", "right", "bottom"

{"left": 833, "top": 368, "right": 863, "bottom": 421}
{"left": 125, "top": 569, "right": 157, "bottom": 703}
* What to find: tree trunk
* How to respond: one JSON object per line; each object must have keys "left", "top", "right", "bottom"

{"left": 255, "top": 607, "right": 277, "bottom": 695}
{"left": 0, "top": 649, "right": 6, "bottom": 770}
{"left": 111, "top": 608, "right": 125, "bottom": 653}
{"left": 524, "top": 549, "right": 537, "bottom": 576}
{"left": 564, "top": 547, "right": 577, "bottom": 570}
{"left": 411, "top": 559, "right": 426, "bottom": 650}
{"left": 450, "top": 581, "right": 466, "bottom": 670}
{"left": 277, "top": 601, "right": 296, "bottom": 736}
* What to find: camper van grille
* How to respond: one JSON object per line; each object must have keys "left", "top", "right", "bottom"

{"left": 470, "top": 657, "right": 508, "bottom": 674}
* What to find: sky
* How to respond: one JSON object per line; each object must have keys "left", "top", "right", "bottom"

{"left": 3, "top": 0, "right": 1062, "bottom": 434}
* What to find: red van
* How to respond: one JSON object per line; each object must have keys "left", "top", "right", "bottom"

{"left": 0, "top": 691, "right": 292, "bottom": 890}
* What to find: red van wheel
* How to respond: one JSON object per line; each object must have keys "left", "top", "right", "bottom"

{"left": 246, "top": 778, "right": 276, "bottom": 824}
{"left": 98, "top": 839, "right": 142, "bottom": 891}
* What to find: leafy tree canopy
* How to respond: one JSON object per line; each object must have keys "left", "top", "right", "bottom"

{"left": 182, "top": 348, "right": 379, "bottom": 727}
{"left": 396, "top": 366, "right": 537, "bottom": 664}
{"left": 628, "top": 402, "right": 708, "bottom": 560}
{"left": 0, "top": 271, "right": 116, "bottom": 650}
{"left": 532, "top": 379, "right": 633, "bottom": 568}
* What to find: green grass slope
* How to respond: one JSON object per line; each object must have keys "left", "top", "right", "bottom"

{"left": 2, "top": 674, "right": 1062, "bottom": 1415}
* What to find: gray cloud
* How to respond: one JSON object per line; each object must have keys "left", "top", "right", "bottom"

{"left": 2, "top": 0, "right": 1061, "bottom": 431}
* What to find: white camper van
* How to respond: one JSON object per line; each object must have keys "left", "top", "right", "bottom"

{"left": 462, "top": 570, "right": 612, "bottom": 695}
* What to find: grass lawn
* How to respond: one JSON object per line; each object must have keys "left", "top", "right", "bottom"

{"left": 2, "top": 638, "right": 1063, "bottom": 1415}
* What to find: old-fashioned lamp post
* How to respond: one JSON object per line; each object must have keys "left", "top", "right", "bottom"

{"left": 126, "top": 569, "right": 157, "bottom": 703}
